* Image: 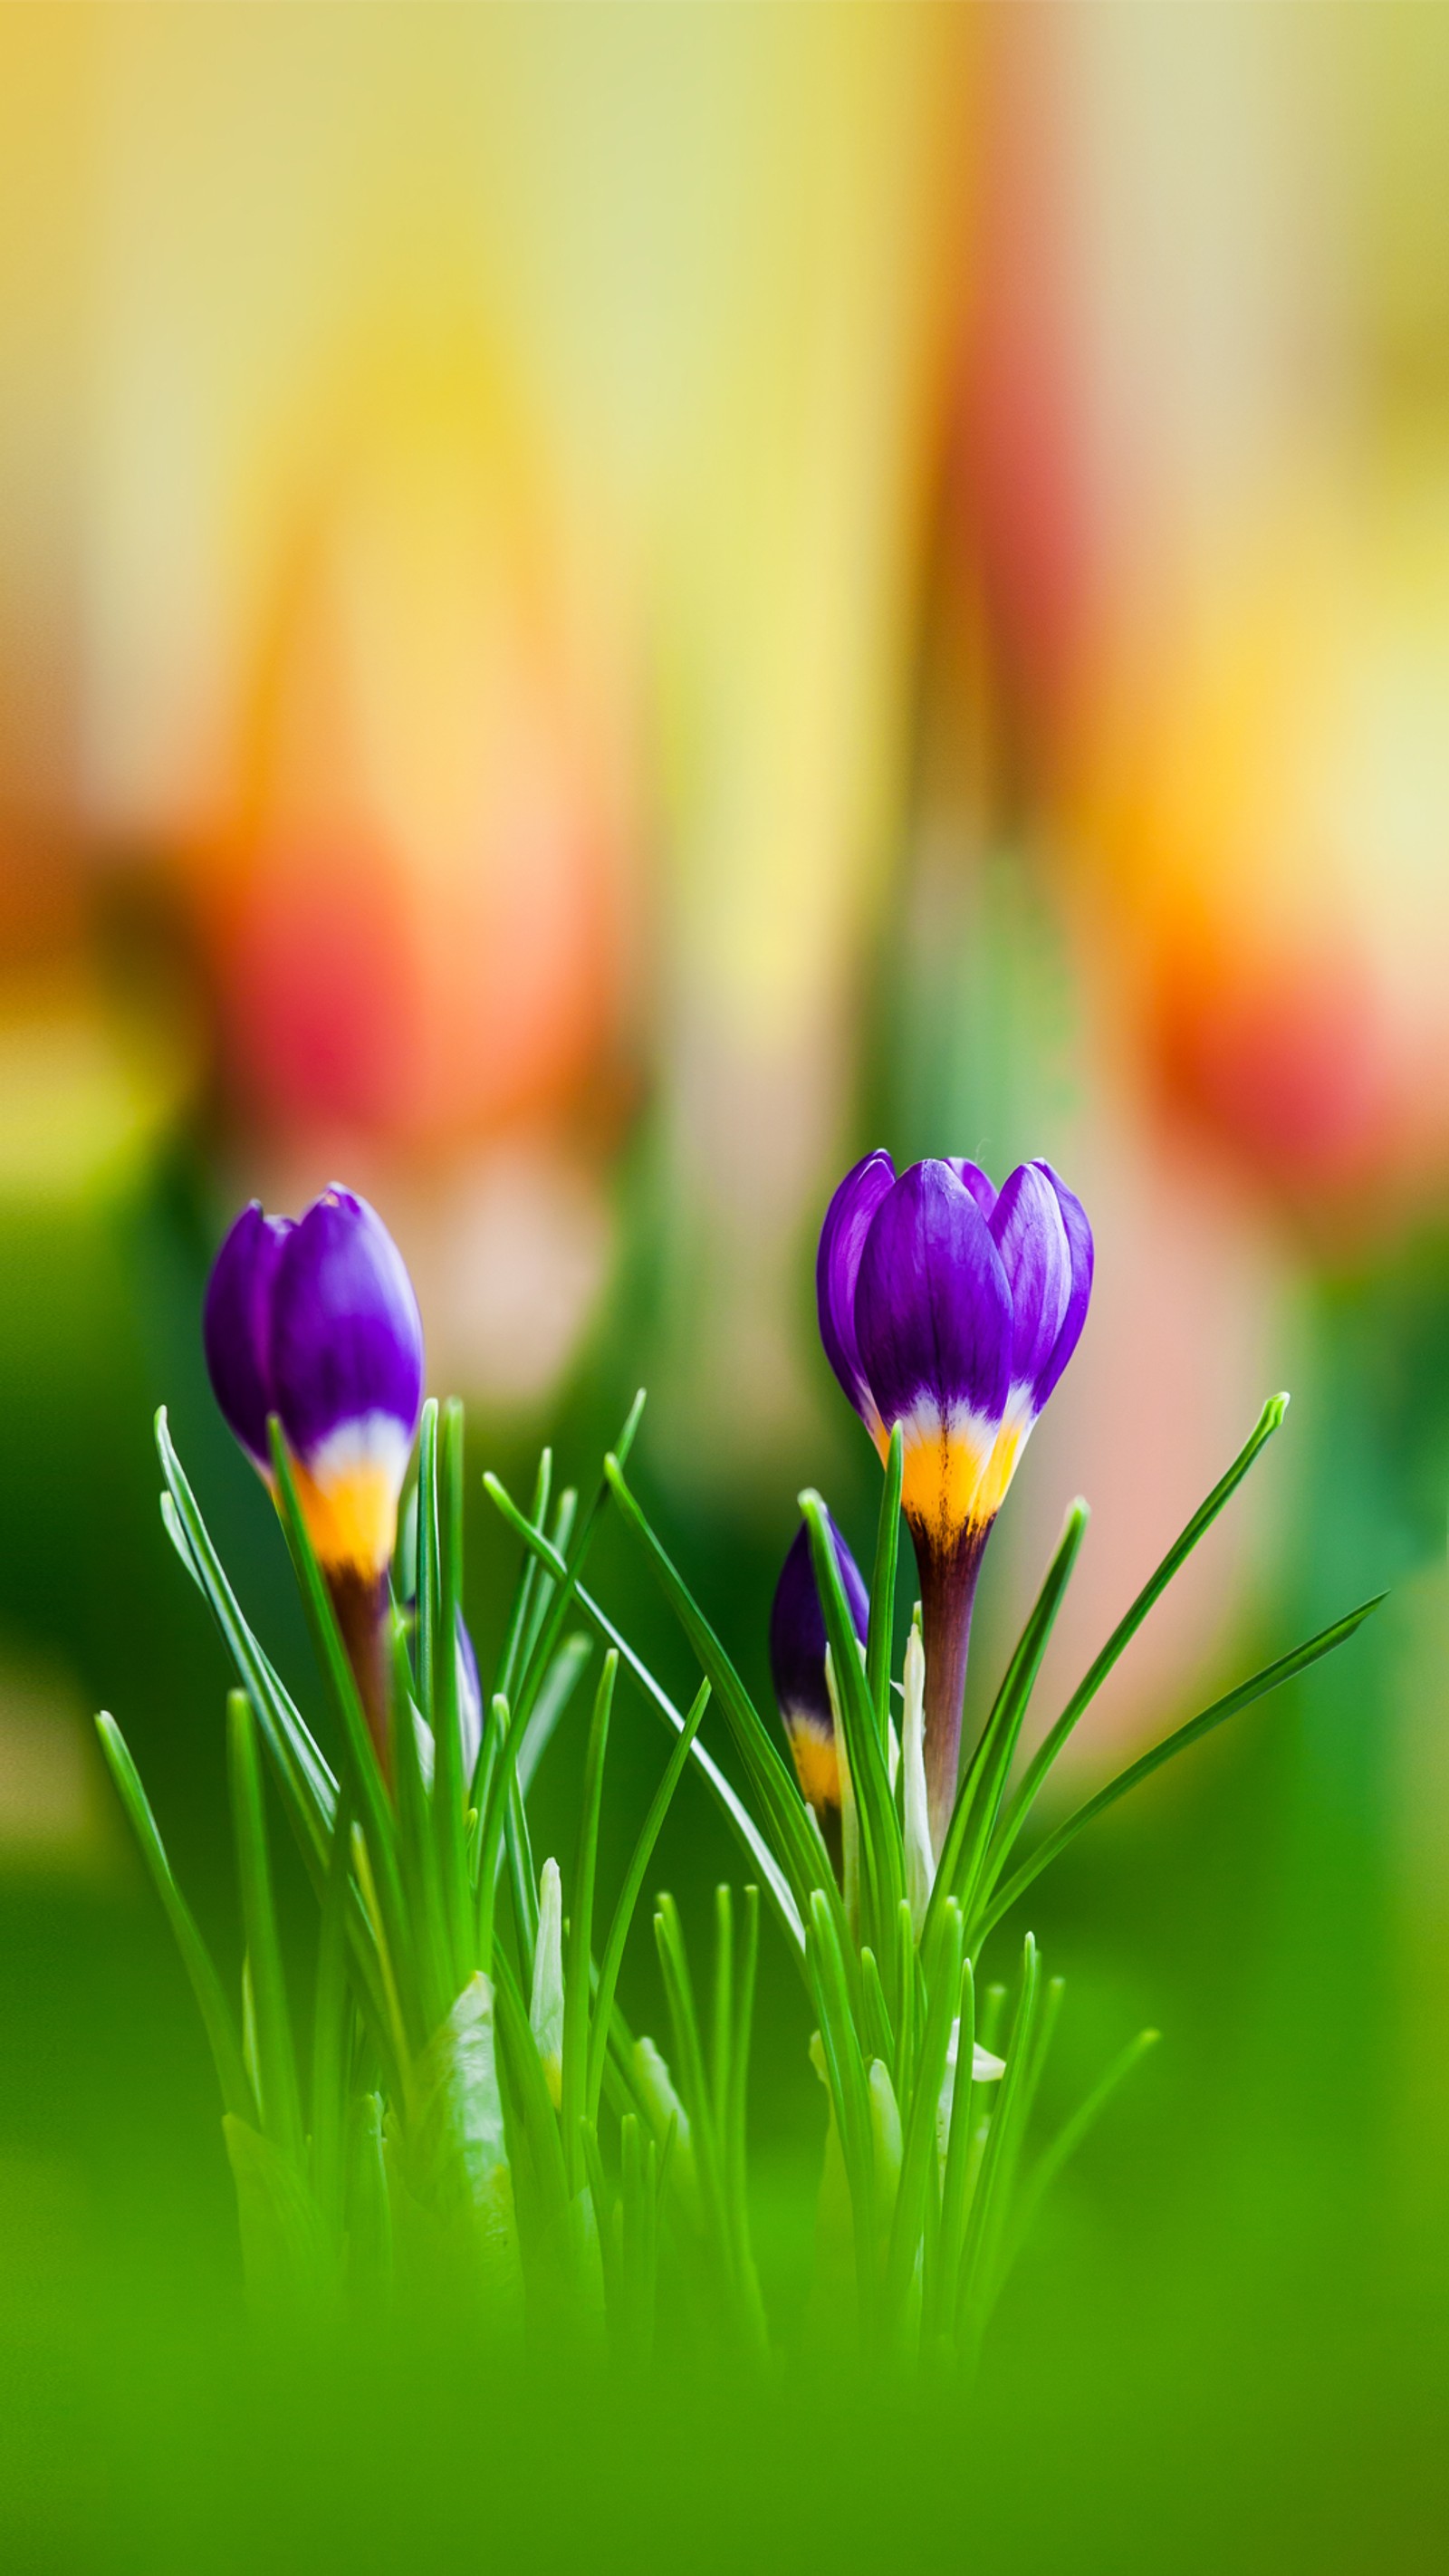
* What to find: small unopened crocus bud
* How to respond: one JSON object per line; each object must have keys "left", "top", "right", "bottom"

{"left": 530, "top": 1858, "right": 564, "bottom": 2110}
{"left": 768, "top": 1514, "right": 868, "bottom": 1878}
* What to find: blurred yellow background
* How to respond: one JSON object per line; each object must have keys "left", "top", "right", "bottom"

{"left": 3, "top": 0, "right": 1449, "bottom": 1972}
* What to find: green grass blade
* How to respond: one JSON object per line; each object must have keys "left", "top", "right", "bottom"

{"left": 883, "top": 1898, "right": 963, "bottom": 2345}
{"left": 726, "top": 1886, "right": 759, "bottom": 2249}
{"left": 497, "top": 1389, "right": 646, "bottom": 1764}
{"left": 387, "top": 1609, "right": 451, "bottom": 2033}
{"left": 491, "top": 1939, "right": 572, "bottom": 2247}
{"left": 989, "top": 1393, "right": 1291, "bottom": 1868}
{"left": 155, "top": 1410, "right": 334, "bottom": 1859}
{"left": 927, "top": 1954, "right": 975, "bottom": 2350}
{"left": 604, "top": 1456, "right": 836, "bottom": 1938}
{"left": 806, "top": 1890, "right": 877, "bottom": 2336}
{"left": 414, "top": 1400, "right": 440, "bottom": 1760}
{"left": 226, "top": 1692, "right": 305, "bottom": 2164}
{"left": 653, "top": 1896, "right": 727, "bottom": 2257}
{"left": 866, "top": 1426, "right": 904, "bottom": 1745}
{"left": 1005, "top": 2027, "right": 1160, "bottom": 2283}
{"left": 493, "top": 1446, "right": 552, "bottom": 1706}
{"left": 562, "top": 1652, "right": 617, "bottom": 2192}
{"left": 803, "top": 1488, "right": 904, "bottom": 1976}
{"left": 975, "top": 1593, "right": 1385, "bottom": 1946}
{"left": 955, "top": 1933, "right": 1040, "bottom": 2360}
{"left": 432, "top": 1400, "right": 472, "bottom": 1981}
{"left": 484, "top": 1469, "right": 802, "bottom": 1947}
{"left": 95, "top": 1711, "right": 256, "bottom": 2125}
{"left": 710, "top": 1886, "right": 734, "bottom": 2141}
{"left": 516, "top": 1632, "right": 593, "bottom": 1802}
{"left": 309, "top": 1786, "right": 355, "bottom": 2235}
{"left": 588, "top": 1680, "right": 709, "bottom": 2122}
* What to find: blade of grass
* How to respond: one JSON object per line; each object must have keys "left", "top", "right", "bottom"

{"left": 156, "top": 1412, "right": 334, "bottom": 1857}
{"left": 805, "top": 1487, "right": 903, "bottom": 1978}
{"left": 562, "top": 1652, "right": 617, "bottom": 2192}
{"left": 226, "top": 1692, "right": 305, "bottom": 2164}
{"left": 955, "top": 1933, "right": 1040, "bottom": 2362}
{"left": 310, "top": 1785, "right": 355, "bottom": 2235}
{"left": 974, "top": 1594, "right": 1385, "bottom": 1946}
{"left": 927, "top": 1953, "right": 975, "bottom": 2351}
{"left": 415, "top": 1401, "right": 440, "bottom": 1761}
{"left": 603, "top": 1456, "right": 840, "bottom": 1955}
{"left": 883, "top": 1898, "right": 964, "bottom": 2346}
{"left": 433, "top": 1399, "right": 471, "bottom": 1981}
{"left": 493, "top": 1447, "right": 552, "bottom": 1704}
{"left": 587, "top": 1681, "right": 709, "bottom": 2122}
{"left": 484, "top": 1470, "right": 801, "bottom": 1946}
{"left": 866, "top": 1426, "right": 904, "bottom": 1745}
{"left": 989, "top": 1394, "right": 1291, "bottom": 1869}
{"left": 1005, "top": 2028, "right": 1160, "bottom": 2283}
{"left": 95, "top": 1712, "right": 256, "bottom": 2125}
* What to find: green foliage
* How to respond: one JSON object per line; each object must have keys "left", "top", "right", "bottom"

{"left": 101, "top": 1377, "right": 1378, "bottom": 2381}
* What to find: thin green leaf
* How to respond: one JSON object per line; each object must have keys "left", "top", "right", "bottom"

{"left": 990, "top": 1393, "right": 1292, "bottom": 1868}
{"left": 494, "top": 1446, "right": 552, "bottom": 1706}
{"left": 433, "top": 1399, "right": 471, "bottom": 1980}
{"left": 155, "top": 1411, "right": 334, "bottom": 1858}
{"left": 884, "top": 1898, "right": 964, "bottom": 2342}
{"left": 927, "top": 1953, "right": 975, "bottom": 2350}
{"left": 226, "top": 1692, "right": 305, "bottom": 2163}
{"left": 415, "top": 1400, "right": 441, "bottom": 1764}
{"left": 562, "top": 1652, "right": 617, "bottom": 2191}
{"left": 928, "top": 1501, "right": 1087, "bottom": 1956}
{"left": 604, "top": 1456, "right": 838, "bottom": 1939}
{"left": 310, "top": 1786, "right": 355, "bottom": 2234}
{"left": 95, "top": 1711, "right": 256, "bottom": 2125}
{"left": 956, "top": 1933, "right": 1040, "bottom": 2359}
{"left": 866, "top": 1426, "right": 904, "bottom": 1745}
{"left": 803, "top": 1487, "right": 904, "bottom": 1979}
{"left": 1006, "top": 2028, "right": 1160, "bottom": 2281}
{"left": 588, "top": 1680, "right": 710, "bottom": 2122}
{"left": 484, "top": 1469, "right": 801, "bottom": 1947}
{"left": 975, "top": 1593, "right": 1385, "bottom": 1946}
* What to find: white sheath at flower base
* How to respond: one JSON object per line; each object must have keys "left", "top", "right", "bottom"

{"left": 530, "top": 1857, "right": 564, "bottom": 2110}
{"left": 901, "top": 1610, "right": 935, "bottom": 1933}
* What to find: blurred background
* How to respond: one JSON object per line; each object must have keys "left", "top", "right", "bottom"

{"left": 4, "top": 5, "right": 1449, "bottom": 2565}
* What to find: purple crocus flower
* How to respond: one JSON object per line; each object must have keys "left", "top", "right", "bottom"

{"left": 818, "top": 1151, "right": 1091, "bottom": 1848}
{"left": 203, "top": 1184, "right": 424, "bottom": 1764}
{"left": 768, "top": 1513, "right": 868, "bottom": 1874}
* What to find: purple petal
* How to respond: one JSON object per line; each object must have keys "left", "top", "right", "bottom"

{"left": 202, "top": 1201, "right": 292, "bottom": 1469}
{"left": 943, "top": 1158, "right": 998, "bottom": 1221}
{"left": 768, "top": 1514, "right": 868, "bottom": 1746}
{"left": 988, "top": 1163, "right": 1075, "bottom": 1407}
{"left": 1031, "top": 1161, "right": 1093, "bottom": 1409}
{"left": 816, "top": 1150, "right": 896, "bottom": 1433}
{"left": 269, "top": 1187, "right": 424, "bottom": 1465}
{"left": 853, "top": 1161, "right": 1012, "bottom": 1439}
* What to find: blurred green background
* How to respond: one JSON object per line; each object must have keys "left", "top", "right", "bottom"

{"left": 5, "top": 5, "right": 1449, "bottom": 2567}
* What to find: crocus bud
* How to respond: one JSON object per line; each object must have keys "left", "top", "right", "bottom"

{"left": 818, "top": 1152, "right": 1091, "bottom": 1850}
{"left": 203, "top": 1183, "right": 424, "bottom": 1765}
{"left": 768, "top": 1514, "right": 868, "bottom": 1878}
